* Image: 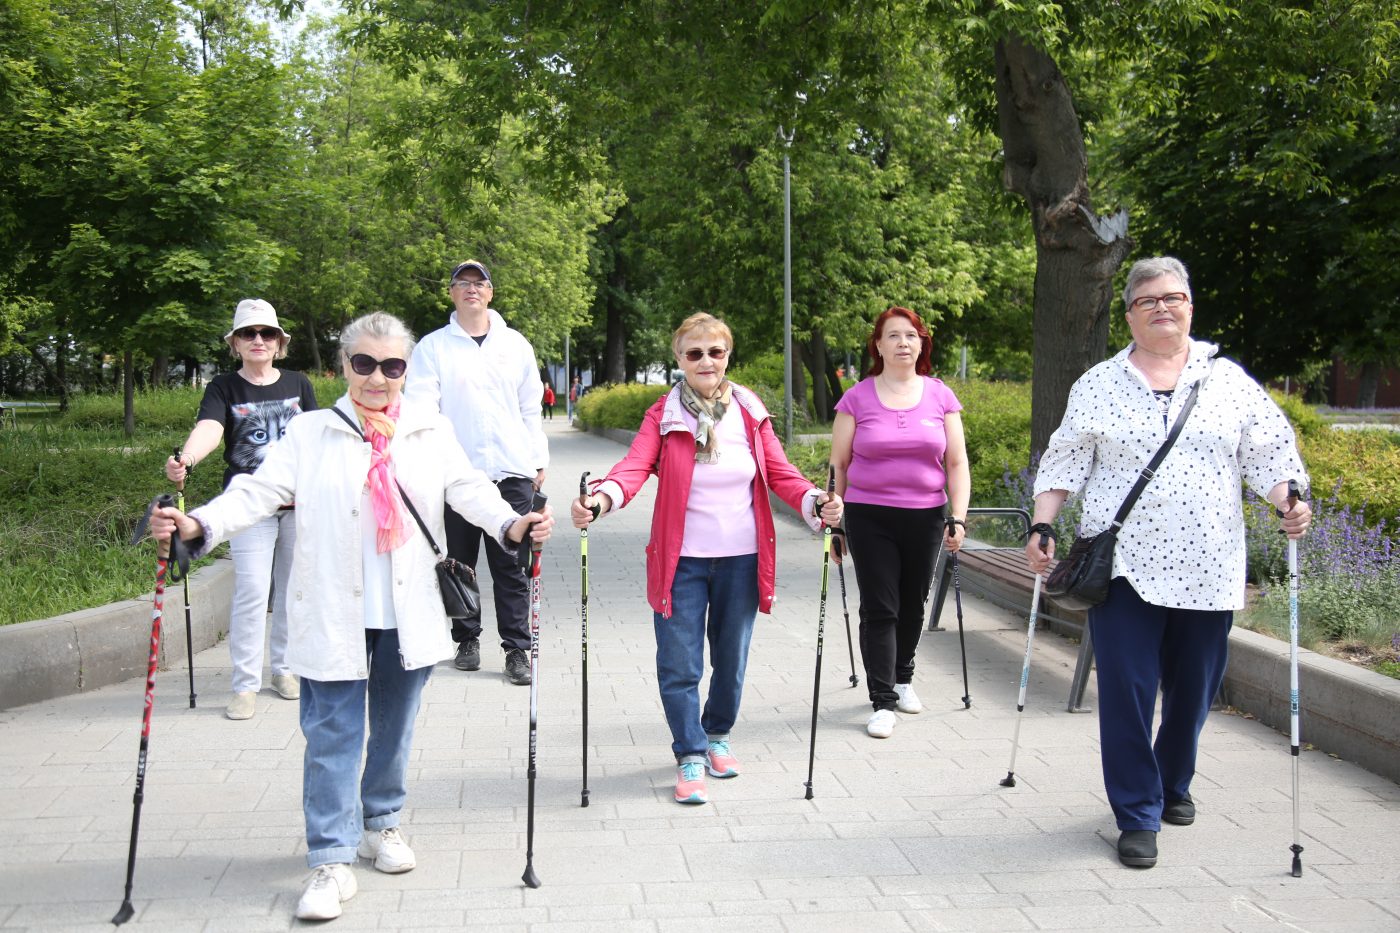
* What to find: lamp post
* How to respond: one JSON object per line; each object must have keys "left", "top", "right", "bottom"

{"left": 779, "top": 124, "right": 795, "bottom": 446}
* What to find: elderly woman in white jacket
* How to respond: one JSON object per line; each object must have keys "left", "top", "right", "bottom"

{"left": 150, "top": 311, "right": 553, "bottom": 923}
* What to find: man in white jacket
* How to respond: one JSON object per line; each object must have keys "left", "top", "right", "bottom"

{"left": 405, "top": 259, "right": 549, "bottom": 684}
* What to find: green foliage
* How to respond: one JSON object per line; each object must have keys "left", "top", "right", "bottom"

{"left": 1243, "top": 572, "right": 1400, "bottom": 660}
{"left": 574, "top": 382, "right": 668, "bottom": 430}
{"left": 1298, "top": 428, "right": 1400, "bottom": 528}
{"left": 948, "top": 379, "right": 1035, "bottom": 504}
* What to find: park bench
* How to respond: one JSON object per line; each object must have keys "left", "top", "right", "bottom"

{"left": 0, "top": 399, "right": 57, "bottom": 429}
{"left": 926, "top": 507, "right": 1095, "bottom": 712}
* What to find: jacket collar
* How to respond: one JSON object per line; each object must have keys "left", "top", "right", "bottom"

{"left": 658, "top": 382, "right": 770, "bottom": 436}
{"left": 1114, "top": 338, "right": 1218, "bottom": 390}
{"left": 447, "top": 308, "right": 506, "bottom": 344}
{"left": 330, "top": 395, "right": 437, "bottom": 439}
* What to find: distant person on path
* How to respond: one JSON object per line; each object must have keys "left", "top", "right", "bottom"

{"left": 829, "top": 306, "right": 969, "bottom": 740}
{"left": 570, "top": 313, "right": 844, "bottom": 805}
{"left": 542, "top": 382, "right": 555, "bottom": 420}
{"left": 165, "top": 298, "right": 317, "bottom": 721}
{"left": 405, "top": 259, "right": 548, "bottom": 685}
{"left": 1025, "top": 256, "right": 1311, "bottom": 870}
{"left": 149, "top": 311, "right": 553, "bottom": 922}
{"left": 568, "top": 375, "right": 582, "bottom": 418}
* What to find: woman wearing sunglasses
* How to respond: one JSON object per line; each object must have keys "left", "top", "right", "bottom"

{"left": 165, "top": 299, "right": 318, "bottom": 720}
{"left": 149, "top": 311, "right": 554, "bottom": 921}
{"left": 571, "top": 312, "right": 843, "bottom": 805}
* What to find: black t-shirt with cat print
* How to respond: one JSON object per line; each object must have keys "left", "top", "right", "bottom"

{"left": 196, "top": 371, "right": 319, "bottom": 489}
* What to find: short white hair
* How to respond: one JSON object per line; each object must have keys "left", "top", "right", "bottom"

{"left": 1123, "top": 256, "right": 1192, "bottom": 307}
{"left": 338, "top": 312, "right": 416, "bottom": 365}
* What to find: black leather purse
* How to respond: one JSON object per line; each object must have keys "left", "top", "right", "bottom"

{"left": 1044, "top": 365, "right": 1210, "bottom": 610}
{"left": 331, "top": 407, "right": 481, "bottom": 621}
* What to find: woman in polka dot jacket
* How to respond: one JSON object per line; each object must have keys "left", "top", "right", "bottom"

{"left": 1024, "top": 256, "right": 1312, "bottom": 870}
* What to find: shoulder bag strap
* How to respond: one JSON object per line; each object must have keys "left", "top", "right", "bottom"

{"left": 330, "top": 405, "right": 446, "bottom": 559}
{"left": 1108, "top": 360, "right": 1215, "bottom": 532}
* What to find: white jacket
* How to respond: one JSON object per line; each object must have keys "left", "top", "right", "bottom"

{"left": 405, "top": 308, "right": 548, "bottom": 481}
{"left": 190, "top": 396, "right": 521, "bottom": 680}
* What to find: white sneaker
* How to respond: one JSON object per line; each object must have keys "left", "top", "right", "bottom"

{"left": 224, "top": 691, "right": 256, "bottom": 721}
{"left": 867, "top": 709, "right": 897, "bottom": 738}
{"left": 894, "top": 683, "right": 924, "bottom": 714}
{"left": 357, "top": 826, "right": 416, "bottom": 873}
{"left": 270, "top": 673, "right": 300, "bottom": 700}
{"left": 296, "top": 864, "right": 357, "bottom": 920}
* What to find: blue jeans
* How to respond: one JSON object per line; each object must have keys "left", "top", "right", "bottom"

{"left": 300, "top": 628, "right": 434, "bottom": 867}
{"left": 1090, "top": 577, "right": 1232, "bottom": 831}
{"left": 227, "top": 510, "right": 294, "bottom": 693}
{"left": 654, "top": 554, "right": 759, "bottom": 761}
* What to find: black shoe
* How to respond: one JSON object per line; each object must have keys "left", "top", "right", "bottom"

{"left": 504, "top": 648, "right": 532, "bottom": 685}
{"left": 1117, "top": 830, "right": 1158, "bottom": 868}
{"left": 454, "top": 638, "right": 481, "bottom": 672}
{"left": 1163, "top": 794, "right": 1196, "bottom": 826}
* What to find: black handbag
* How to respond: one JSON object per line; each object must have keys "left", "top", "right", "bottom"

{"left": 331, "top": 407, "right": 481, "bottom": 621}
{"left": 1044, "top": 365, "right": 1211, "bottom": 610}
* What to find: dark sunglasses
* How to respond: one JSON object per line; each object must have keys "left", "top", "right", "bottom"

{"left": 349, "top": 354, "right": 408, "bottom": 379}
{"left": 682, "top": 347, "right": 729, "bottom": 362}
{"left": 235, "top": 327, "right": 281, "bottom": 342}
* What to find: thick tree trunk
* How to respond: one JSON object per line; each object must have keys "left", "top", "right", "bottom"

{"left": 790, "top": 337, "right": 810, "bottom": 424}
{"left": 603, "top": 286, "right": 627, "bottom": 386}
{"left": 303, "top": 311, "right": 323, "bottom": 374}
{"left": 994, "top": 34, "right": 1133, "bottom": 461}
{"left": 806, "top": 329, "right": 829, "bottom": 421}
{"left": 1355, "top": 361, "right": 1380, "bottom": 409}
{"left": 152, "top": 353, "right": 169, "bottom": 387}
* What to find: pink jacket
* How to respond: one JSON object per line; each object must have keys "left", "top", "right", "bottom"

{"left": 593, "top": 384, "right": 822, "bottom": 618}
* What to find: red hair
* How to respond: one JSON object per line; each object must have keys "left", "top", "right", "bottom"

{"left": 866, "top": 306, "right": 932, "bottom": 376}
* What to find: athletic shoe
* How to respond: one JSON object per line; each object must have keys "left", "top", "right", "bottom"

{"left": 894, "top": 683, "right": 924, "bottom": 714}
{"left": 295, "top": 863, "right": 358, "bottom": 920}
{"left": 454, "top": 638, "right": 481, "bottom": 671}
{"left": 1163, "top": 794, "right": 1196, "bottom": 826}
{"left": 706, "top": 739, "right": 740, "bottom": 778}
{"left": 270, "top": 674, "right": 300, "bottom": 700}
{"left": 357, "top": 827, "right": 416, "bottom": 873}
{"left": 866, "top": 709, "right": 897, "bottom": 738}
{"left": 674, "top": 760, "right": 708, "bottom": 804}
{"left": 504, "top": 648, "right": 532, "bottom": 685}
{"left": 225, "top": 691, "right": 256, "bottom": 721}
{"left": 1117, "top": 830, "right": 1158, "bottom": 868}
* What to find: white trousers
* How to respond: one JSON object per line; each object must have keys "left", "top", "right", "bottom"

{"left": 226, "top": 510, "right": 295, "bottom": 693}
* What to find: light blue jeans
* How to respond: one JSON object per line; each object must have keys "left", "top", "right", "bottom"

{"left": 300, "top": 628, "right": 433, "bottom": 868}
{"left": 653, "top": 554, "right": 759, "bottom": 761}
{"left": 227, "top": 510, "right": 294, "bottom": 693}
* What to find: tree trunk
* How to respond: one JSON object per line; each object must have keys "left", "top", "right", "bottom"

{"left": 806, "top": 329, "right": 829, "bottom": 421}
{"left": 994, "top": 34, "right": 1133, "bottom": 461}
{"left": 123, "top": 350, "right": 136, "bottom": 438}
{"left": 1355, "top": 360, "right": 1380, "bottom": 409}
{"left": 603, "top": 269, "right": 627, "bottom": 385}
{"left": 152, "top": 353, "right": 169, "bottom": 387}
{"left": 303, "top": 310, "right": 323, "bottom": 374}
{"left": 790, "top": 337, "right": 810, "bottom": 424}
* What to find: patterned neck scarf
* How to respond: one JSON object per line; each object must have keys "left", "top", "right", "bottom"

{"left": 352, "top": 398, "right": 411, "bottom": 553}
{"left": 679, "top": 379, "right": 733, "bottom": 464}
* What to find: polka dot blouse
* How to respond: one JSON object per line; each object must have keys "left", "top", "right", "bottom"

{"left": 1034, "top": 339, "right": 1308, "bottom": 611}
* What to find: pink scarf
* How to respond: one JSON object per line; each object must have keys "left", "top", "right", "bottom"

{"left": 353, "top": 398, "right": 411, "bottom": 553}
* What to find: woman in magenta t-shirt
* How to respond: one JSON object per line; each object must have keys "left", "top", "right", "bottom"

{"left": 830, "top": 306, "right": 970, "bottom": 739}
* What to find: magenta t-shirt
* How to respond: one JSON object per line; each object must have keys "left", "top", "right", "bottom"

{"left": 835, "top": 376, "right": 963, "bottom": 508}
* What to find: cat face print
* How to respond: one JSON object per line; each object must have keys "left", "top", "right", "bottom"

{"left": 228, "top": 398, "right": 303, "bottom": 473}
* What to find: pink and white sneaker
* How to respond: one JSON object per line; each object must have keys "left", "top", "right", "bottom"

{"left": 674, "top": 760, "right": 708, "bottom": 804}
{"left": 706, "top": 739, "right": 740, "bottom": 778}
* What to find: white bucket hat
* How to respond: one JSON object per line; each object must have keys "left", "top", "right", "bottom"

{"left": 223, "top": 298, "right": 289, "bottom": 351}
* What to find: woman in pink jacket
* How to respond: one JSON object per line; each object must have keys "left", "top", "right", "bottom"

{"left": 571, "top": 313, "right": 843, "bottom": 805}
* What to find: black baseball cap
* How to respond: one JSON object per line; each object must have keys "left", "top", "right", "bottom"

{"left": 450, "top": 260, "right": 491, "bottom": 283}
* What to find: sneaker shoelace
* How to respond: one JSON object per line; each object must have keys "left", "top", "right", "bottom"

{"left": 708, "top": 740, "right": 731, "bottom": 758}
{"left": 679, "top": 761, "right": 705, "bottom": 782}
{"left": 308, "top": 866, "right": 337, "bottom": 890}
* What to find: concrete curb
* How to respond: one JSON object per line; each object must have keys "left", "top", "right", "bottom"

{"left": 0, "top": 559, "right": 233, "bottom": 711}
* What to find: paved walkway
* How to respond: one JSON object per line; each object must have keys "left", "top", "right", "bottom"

{"left": 3, "top": 421, "right": 1398, "bottom": 931}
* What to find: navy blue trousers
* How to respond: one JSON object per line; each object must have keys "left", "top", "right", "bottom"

{"left": 1090, "top": 577, "right": 1232, "bottom": 831}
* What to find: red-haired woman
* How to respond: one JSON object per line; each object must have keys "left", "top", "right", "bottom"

{"left": 830, "top": 307, "right": 970, "bottom": 739}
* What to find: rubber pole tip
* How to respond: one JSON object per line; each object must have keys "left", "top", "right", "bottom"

{"left": 803, "top": 784, "right": 814, "bottom": 801}
{"left": 112, "top": 901, "right": 135, "bottom": 925}
{"left": 580, "top": 792, "right": 590, "bottom": 808}
{"left": 962, "top": 697, "right": 972, "bottom": 709}
{"left": 1000, "top": 773, "right": 1017, "bottom": 787}
{"left": 522, "top": 865, "right": 541, "bottom": 889}
{"left": 849, "top": 675, "right": 859, "bottom": 687}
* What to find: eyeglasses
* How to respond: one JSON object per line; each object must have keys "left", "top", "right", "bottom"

{"left": 1129, "top": 292, "right": 1189, "bottom": 312}
{"left": 451, "top": 279, "right": 491, "bottom": 292}
{"left": 682, "top": 347, "right": 729, "bottom": 362}
{"left": 235, "top": 327, "right": 281, "bottom": 342}
{"left": 349, "top": 354, "right": 408, "bottom": 379}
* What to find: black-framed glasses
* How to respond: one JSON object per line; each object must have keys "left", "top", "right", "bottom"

{"left": 235, "top": 327, "right": 281, "bottom": 342}
{"left": 1129, "top": 292, "right": 1189, "bottom": 312}
{"left": 349, "top": 354, "right": 408, "bottom": 379}
{"left": 451, "top": 279, "right": 491, "bottom": 291}
{"left": 682, "top": 347, "right": 729, "bottom": 362}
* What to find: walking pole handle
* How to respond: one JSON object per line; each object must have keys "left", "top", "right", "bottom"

{"left": 580, "top": 471, "right": 600, "bottom": 522}
{"left": 172, "top": 446, "right": 189, "bottom": 492}
{"left": 530, "top": 491, "right": 548, "bottom": 554}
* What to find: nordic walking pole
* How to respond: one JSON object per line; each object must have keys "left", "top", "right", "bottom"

{"left": 1001, "top": 530, "right": 1049, "bottom": 788}
{"left": 522, "top": 490, "right": 548, "bottom": 889}
{"left": 1283, "top": 479, "right": 1305, "bottom": 878}
{"left": 831, "top": 529, "right": 858, "bottom": 688}
{"left": 578, "top": 471, "right": 594, "bottom": 808}
{"left": 173, "top": 448, "right": 197, "bottom": 709}
{"left": 947, "top": 518, "right": 970, "bottom": 709}
{"left": 113, "top": 494, "right": 189, "bottom": 925}
{"left": 803, "top": 469, "right": 836, "bottom": 800}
